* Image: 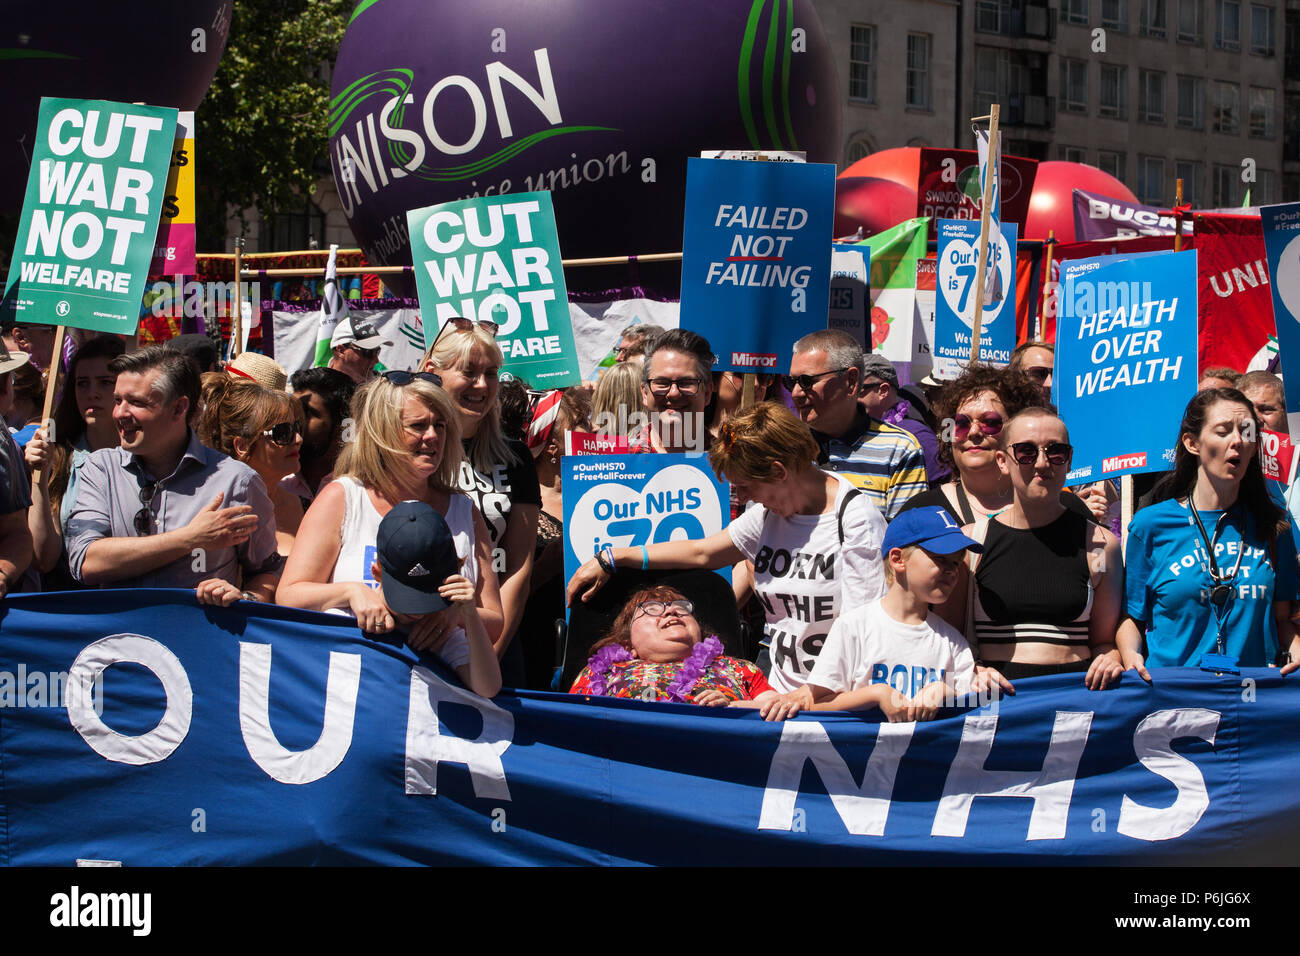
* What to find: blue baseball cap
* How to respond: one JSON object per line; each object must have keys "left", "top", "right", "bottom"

{"left": 882, "top": 506, "right": 983, "bottom": 556}
{"left": 376, "top": 501, "right": 460, "bottom": 614}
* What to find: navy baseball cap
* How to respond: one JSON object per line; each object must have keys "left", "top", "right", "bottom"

{"left": 882, "top": 506, "right": 984, "bottom": 556}
{"left": 376, "top": 501, "right": 461, "bottom": 614}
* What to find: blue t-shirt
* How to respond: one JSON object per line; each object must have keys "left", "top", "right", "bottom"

{"left": 1125, "top": 497, "right": 1300, "bottom": 667}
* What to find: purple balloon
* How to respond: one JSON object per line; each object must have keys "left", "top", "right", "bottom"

{"left": 0, "top": 1, "right": 230, "bottom": 213}
{"left": 330, "top": 0, "right": 841, "bottom": 292}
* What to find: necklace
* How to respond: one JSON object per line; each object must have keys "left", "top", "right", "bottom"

{"left": 587, "top": 636, "right": 725, "bottom": 701}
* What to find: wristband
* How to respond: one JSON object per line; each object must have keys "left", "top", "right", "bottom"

{"left": 597, "top": 545, "right": 616, "bottom": 575}
{"left": 241, "top": 590, "right": 258, "bottom": 603}
{"left": 640, "top": 545, "right": 650, "bottom": 570}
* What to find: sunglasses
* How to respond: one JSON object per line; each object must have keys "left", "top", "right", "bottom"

{"left": 342, "top": 343, "right": 380, "bottom": 359}
{"left": 383, "top": 370, "right": 443, "bottom": 388}
{"left": 952, "top": 412, "right": 1004, "bottom": 440}
{"left": 262, "top": 420, "right": 304, "bottom": 446}
{"left": 134, "top": 481, "right": 160, "bottom": 536}
{"left": 781, "top": 368, "right": 847, "bottom": 392}
{"left": 635, "top": 599, "right": 695, "bottom": 618}
{"left": 432, "top": 316, "right": 499, "bottom": 349}
{"left": 1009, "top": 441, "right": 1072, "bottom": 466}
{"left": 1023, "top": 366, "right": 1053, "bottom": 384}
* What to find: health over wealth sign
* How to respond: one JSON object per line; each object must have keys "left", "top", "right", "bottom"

{"left": 680, "top": 157, "right": 835, "bottom": 371}
{"left": 2, "top": 98, "right": 177, "bottom": 334}
{"left": 408, "top": 190, "right": 580, "bottom": 387}
{"left": 2, "top": 591, "right": 1298, "bottom": 865}
{"left": 1055, "top": 250, "right": 1198, "bottom": 482}
{"left": 933, "top": 219, "right": 1017, "bottom": 379}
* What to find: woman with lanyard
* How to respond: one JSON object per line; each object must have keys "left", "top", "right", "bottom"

{"left": 1121, "top": 389, "right": 1300, "bottom": 676}
{"left": 897, "top": 364, "right": 1094, "bottom": 528}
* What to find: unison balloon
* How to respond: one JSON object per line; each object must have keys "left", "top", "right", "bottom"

{"left": 329, "top": 0, "right": 841, "bottom": 291}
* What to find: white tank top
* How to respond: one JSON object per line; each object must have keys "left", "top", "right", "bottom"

{"left": 328, "top": 476, "right": 477, "bottom": 669}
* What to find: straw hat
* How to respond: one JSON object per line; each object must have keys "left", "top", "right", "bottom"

{"left": 0, "top": 335, "right": 30, "bottom": 375}
{"left": 226, "top": 351, "right": 288, "bottom": 391}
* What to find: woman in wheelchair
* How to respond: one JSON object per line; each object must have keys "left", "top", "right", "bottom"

{"left": 570, "top": 585, "right": 803, "bottom": 720}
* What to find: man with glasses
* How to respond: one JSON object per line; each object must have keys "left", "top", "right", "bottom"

{"left": 613, "top": 323, "right": 664, "bottom": 364}
{"left": 634, "top": 328, "right": 715, "bottom": 454}
{"left": 858, "top": 354, "right": 948, "bottom": 487}
{"left": 65, "top": 347, "right": 283, "bottom": 602}
{"left": 789, "top": 330, "right": 926, "bottom": 520}
{"left": 328, "top": 316, "right": 391, "bottom": 384}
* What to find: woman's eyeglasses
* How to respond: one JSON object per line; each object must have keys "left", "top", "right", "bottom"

{"left": 635, "top": 599, "right": 694, "bottom": 618}
{"left": 1009, "top": 441, "right": 1072, "bottom": 466}
{"left": 262, "top": 420, "right": 304, "bottom": 446}
{"left": 134, "top": 481, "right": 160, "bottom": 535}
{"left": 431, "top": 316, "right": 499, "bottom": 349}
{"left": 952, "top": 412, "right": 1004, "bottom": 440}
{"left": 382, "top": 370, "right": 443, "bottom": 388}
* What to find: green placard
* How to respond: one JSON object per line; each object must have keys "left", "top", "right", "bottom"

{"left": 3, "top": 98, "right": 178, "bottom": 334}
{"left": 407, "top": 191, "right": 580, "bottom": 388}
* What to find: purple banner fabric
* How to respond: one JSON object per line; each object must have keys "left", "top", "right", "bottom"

{"left": 1072, "top": 189, "right": 1194, "bottom": 241}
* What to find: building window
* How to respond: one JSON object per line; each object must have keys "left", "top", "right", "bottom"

{"left": 1140, "top": 0, "right": 1169, "bottom": 36}
{"left": 1059, "top": 145, "right": 1088, "bottom": 162}
{"left": 1216, "top": 0, "right": 1242, "bottom": 49}
{"left": 1103, "top": 0, "right": 1130, "bottom": 30}
{"left": 1286, "top": 174, "right": 1300, "bottom": 202}
{"left": 976, "top": 0, "right": 1013, "bottom": 34}
{"left": 1138, "top": 155, "right": 1166, "bottom": 203}
{"left": 260, "top": 202, "right": 325, "bottom": 252}
{"left": 1176, "top": 75, "right": 1205, "bottom": 128}
{"left": 1214, "top": 81, "right": 1240, "bottom": 132}
{"left": 1060, "top": 59, "right": 1089, "bottom": 112}
{"left": 1100, "top": 64, "right": 1129, "bottom": 117}
{"left": 1213, "top": 163, "right": 1238, "bottom": 204}
{"left": 1063, "top": 0, "right": 1090, "bottom": 24}
{"left": 1175, "top": 160, "right": 1205, "bottom": 205}
{"left": 1251, "top": 3, "right": 1276, "bottom": 54}
{"left": 1249, "top": 85, "right": 1275, "bottom": 136}
{"left": 1098, "top": 150, "right": 1127, "bottom": 179}
{"left": 1253, "top": 168, "right": 1274, "bottom": 203}
{"left": 849, "top": 24, "right": 876, "bottom": 102}
{"left": 906, "top": 34, "right": 931, "bottom": 109}
{"left": 1139, "top": 70, "right": 1167, "bottom": 121}
{"left": 845, "top": 137, "right": 873, "bottom": 166}
{"left": 1178, "top": 0, "right": 1203, "bottom": 42}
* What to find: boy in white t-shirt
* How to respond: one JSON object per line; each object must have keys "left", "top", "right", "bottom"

{"left": 804, "top": 506, "right": 985, "bottom": 721}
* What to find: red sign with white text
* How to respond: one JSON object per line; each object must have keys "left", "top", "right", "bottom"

{"left": 1261, "top": 429, "right": 1295, "bottom": 483}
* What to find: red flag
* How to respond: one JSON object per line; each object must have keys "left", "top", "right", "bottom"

{"left": 1195, "top": 213, "right": 1275, "bottom": 375}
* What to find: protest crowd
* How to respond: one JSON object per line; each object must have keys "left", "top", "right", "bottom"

{"left": 2, "top": 310, "right": 1296, "bottom": 722}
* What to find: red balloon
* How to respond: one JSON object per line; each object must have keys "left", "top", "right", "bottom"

{"left": 840, "top": 147, "right": 921, "bottom": 191}
{"left": 1024, "top": 161, "right": 1138, "bottom": 243}
{"left": 834, "top": 176, "right": 918, "bottom": 238}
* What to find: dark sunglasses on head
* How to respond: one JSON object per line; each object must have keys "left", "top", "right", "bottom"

{"left": 382, "top": 370, "right": 443, "bottom": 388}
{"left": 781, "top": 368, "right": 848, "bottom": 392}
{"left": 432, "top": 316, "right": 499, "bottom": 349}
{"left": 262, "top": 420, "right": 304, "bottom": 446}
{"left": 1009, "top": 441, "right": 1072, "bottom": 466}
{"left": 134, "top": 481, "right": 159, "bottom": 536}
{"left": 1022, "top": 366, "right": 1053, "bottom": 384}
{"left": 952, "top": 412, "right": 1004, "bottom": 440}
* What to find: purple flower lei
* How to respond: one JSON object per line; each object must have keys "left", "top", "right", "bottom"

{"left": 587, "top": 643, "right": 632, "bottom": 696}
{"left": 882, "top": 399, "right": 909, "bottom": 426}
{"left": 665, "top": 636, "right": 724, "bottom": 702}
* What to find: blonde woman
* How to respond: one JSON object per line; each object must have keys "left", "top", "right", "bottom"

{"left": 591, "top": 360, "right": 643, "bottom": 441}
{"left": 277, "top": 372, "right": 504, "bottom": 660}
{"left": 195, "top": 373, "right": 305, "bottom": 555}
{"left": 422, "top": 318, "right": 539, "bottom": 685}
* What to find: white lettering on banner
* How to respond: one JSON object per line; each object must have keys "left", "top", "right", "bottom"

{"left": 759, "top": 720, "right": 914, "bottom": 835}
{"left": 404, "top": 664, "right": 514, "bottom": 799}
{"left": 1103, "top": 452, "right": 1148, "bottom": 472}
{"left": 1208, "top": 259, "right": 1270, "bottom": 298}
{"left": 238, "top": 642, "right": 361, "bottom": 785}
{"left": 931, "top": 711, "right": 1093, "bottom": 840}
{"left": 731, "top": 351, "right": 779, "bottom": 367}
{"left": 66, "top": 634, "right": 192, "bottom": 765}
{"left": 1118, "top": 708, "right": 1220, "bottom": 841}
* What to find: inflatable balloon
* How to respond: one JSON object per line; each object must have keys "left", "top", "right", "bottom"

{"left": 840, "top": 147, "right": 921, "bottom": 192}
{"left": 1023, "top": 160, "right": 1139, "bottom": 243}
{"left": 329, "top": 0, "right": 842, "bottom": 292}
{"left": 0, "top": 1, "right": 230, "bottom": 213}
{"left": 833, "top": 176, "right": 917, "bottom": 238}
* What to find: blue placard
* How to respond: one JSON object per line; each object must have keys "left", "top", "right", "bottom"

{"left": 829, "top": 243, "right": 871, "bottom": 349}
{"left": 1055, "top": 250, "right": 1198, "bottom": 482}
{"left": 1260, "top": 203, "right": 1300, "bottom": 436}
{"left": 933, "top": 219, "right": 1017, "bottom": 378}
{"left": 3, "top": 590, "right": 1300, "bottom": 865}
{"left": 562, "top": 454, "right": 731, "bottom": 596}
{"left": 680, "top": 157, "right": 835, "bottom": 371}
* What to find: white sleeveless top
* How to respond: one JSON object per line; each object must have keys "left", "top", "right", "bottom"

{"left": 328, "top": 476, "right": 477, "bottom": 670}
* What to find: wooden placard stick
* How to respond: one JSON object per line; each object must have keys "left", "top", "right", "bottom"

{"left": 969, "top": 104, "right": 1000, "bottom": 365}
{"left": 30, "top": 324, "right": 67, "bottom": 492}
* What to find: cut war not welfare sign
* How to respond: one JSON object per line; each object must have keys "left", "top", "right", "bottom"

{"left": 679, "top": 157, "right": 835, "bottom": 371}
{"left": 1055, "top": 250, "right": 1198, "bottom": 482}
{"left": 408, "top": 190, "right": 580, "bottom": 387}
{"left": 3, "top": 98, "right": 177, "bottom": 334}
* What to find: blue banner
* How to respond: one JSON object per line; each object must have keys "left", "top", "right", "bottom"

{"left": 1056, "top": 250, "right": 1198, "bottom": 482}
{"left": 561, "top": 454, "right": 731, "bottom": 596}
{"left": 1260, "top": 202, "right": 1300, "bottom": 436}
{"left": 933, "top": 219, "right": 1017, "bottom": 378}
{"left": 679, "top": 157, "right": 835, "bottom": 371}
{"left": 3, "top": 591, "right": 1299, "bottom": 865}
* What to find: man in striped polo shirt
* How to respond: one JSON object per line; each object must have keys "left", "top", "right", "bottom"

{"left": 788, "top": 330, "right": 926, "bottom": 520}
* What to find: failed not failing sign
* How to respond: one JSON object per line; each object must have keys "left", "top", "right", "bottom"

{"left": 3, "top": 98, "right": 177, "bottom": 334}
{"left": 408, "top": 190, "right": 580, "bottom": 387}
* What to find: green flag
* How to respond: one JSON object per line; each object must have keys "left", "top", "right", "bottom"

{"left": 856, "top": 216, "right": 929, "bottom": 362}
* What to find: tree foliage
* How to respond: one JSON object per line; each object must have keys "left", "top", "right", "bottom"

{"left": 196, "top": 0, "right": 349, "bottom": 251}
